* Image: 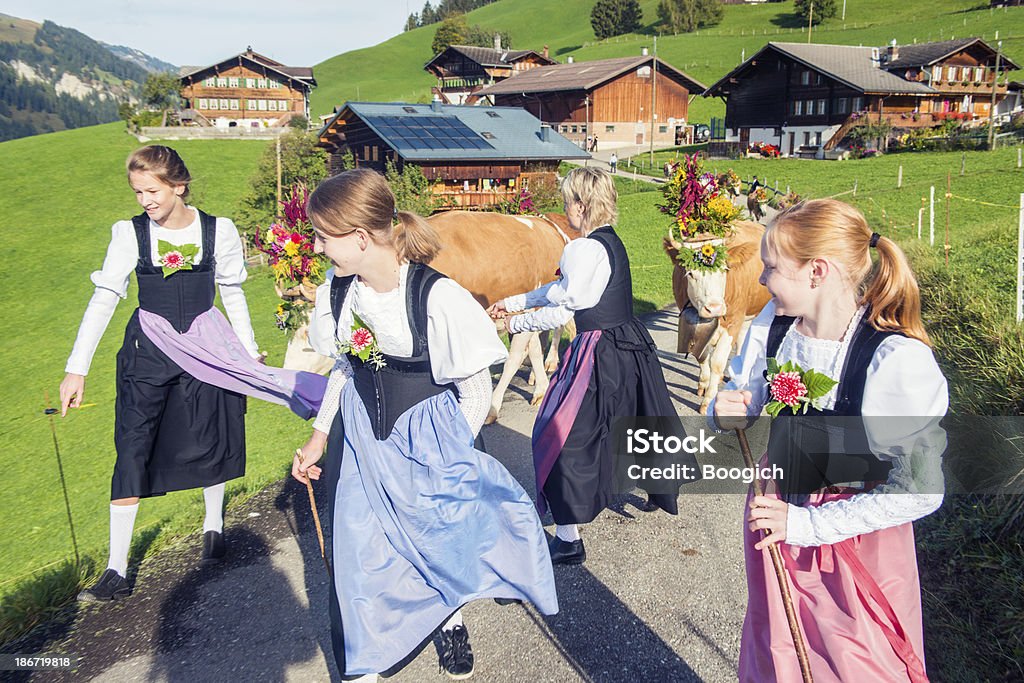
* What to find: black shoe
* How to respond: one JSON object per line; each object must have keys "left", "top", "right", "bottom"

{"left": 77, "top": 569, "right": 130, "bottom": 603}
{"left": 548, "top": 537, "right": 586, "bottom": 565}
{"left": 493, "top": 597, "right": 522, "bottom": 606}
{"left": 200, "top": 530, "right": 225, "bottom": 566}
{"left": 437, "top": 624, "right": 474, "bottom": 680}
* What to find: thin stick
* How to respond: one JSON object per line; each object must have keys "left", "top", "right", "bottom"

{"left": 296, "top": 449, "right": 331, "bottom": 577}
{"left": 736, "top": 428, "right": 814, "bottom": 683}
{"left": 44, "top": 393, "right": 80, "bottom": 565}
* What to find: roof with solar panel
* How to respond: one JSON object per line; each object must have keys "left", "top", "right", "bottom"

{"left": 319, "top": 101, "right": 591, "bottom": 161}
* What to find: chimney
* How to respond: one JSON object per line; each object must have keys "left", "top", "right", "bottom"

{"left": 567, "top": 56, "right": 574, "bottom": 64}
{"left": 641, "top": 47, "right": 649, "bottom": 57}
{"left": 887, "top": 39, "right": 899, "bottom": 63}
{"left": 540, "top": 123, "right": 551, "bottom": 142}
{"left": 543, "top": 44, "right": 549, "bottom": 59}
{"left": 431, "top": 98, "right": 442, "bottom": 113}
{"left": 494, "top": 33, "right": 501, "bottom": 51}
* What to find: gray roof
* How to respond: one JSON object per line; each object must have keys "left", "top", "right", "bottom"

{"left": 178, "top": 50, "right": 316, "bottom": 87}
{"left": 885, "top": 38, "right": 979, "bottom": 68}
{"left": 766, "top": 43, "right": 934, "bottom": 94}
{"left": 321, "top": 102, "right": 591, "bottom": 162}
{"left": 442, "top": 45, "right": 553, "bottom": 68}
{"left": 479, "top": 56, "right": 706, "bottom": 96}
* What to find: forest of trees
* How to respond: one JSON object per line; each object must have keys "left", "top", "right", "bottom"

{"left": 404, "top": 0, "right": 500, "bottom": 31}
{"left": 0, "top": 20, "right": 151, "bottom": 142}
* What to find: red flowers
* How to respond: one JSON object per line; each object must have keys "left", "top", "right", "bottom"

{"left": 162, "top": 251, "right": 184, "bottom": 269}
{"left": 770, "top": 371, "right": 808, "bottom": 405}
{"left": 350, "top": 327, "right": 374, "bottom": 353}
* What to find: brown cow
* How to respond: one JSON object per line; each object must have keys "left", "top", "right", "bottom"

{"left": 663, "top": 220, "right": 771, "bottom": 413}
{"left": 429, "top": 211, "right": 580, "bottom": 422}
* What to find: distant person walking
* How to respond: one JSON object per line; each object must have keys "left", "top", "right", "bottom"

{"left": 591, "top": 135, "right": 599, "bottom": 152}
{"left": 609, "top": 151, "right": 617, "bottom": 174}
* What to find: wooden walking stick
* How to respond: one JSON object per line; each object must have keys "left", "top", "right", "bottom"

{"left": 295, "top": 449, "right": 332, "bottom": 576}
{"left": 736, "top": 428, "right": 814, "bottom": 683}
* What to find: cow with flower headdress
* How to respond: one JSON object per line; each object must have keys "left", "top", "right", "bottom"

{"left": 660, "top": 155, "right": 771, "bottom": 413}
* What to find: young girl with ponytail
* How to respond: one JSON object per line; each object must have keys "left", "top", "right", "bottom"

{"left": 713, "top": 199, "right": 947, "bottom": 682}
{"left": 294, "top": 169, "right": 557, "bottom": 682}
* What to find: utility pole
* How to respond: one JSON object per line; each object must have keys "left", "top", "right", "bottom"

{"left": 842, "top": 0, "right": 847, "bottom": 21}
{"left": 650, "top": 37, "right": 658, "bottom": 168}
{"left": 808, "top": 1, "right": 814, "bottom": 43}
{"left": 988, "top": 40, "right": 1003, "bottom": 151}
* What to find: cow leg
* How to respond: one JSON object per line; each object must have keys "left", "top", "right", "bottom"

{"left": 696, "top": 327, "right": 724, "bottom": 400}
{"left": 487, "top": 331, "right": 532, "bottom": 424}
{"left": 701, "top": 331, "right": 734, "bottom": 415}
{"left": 527, "top": 333, "right": 549, "bottom": 405}
{"left": 544, "top": 326, "right": 562, "bottom": 374}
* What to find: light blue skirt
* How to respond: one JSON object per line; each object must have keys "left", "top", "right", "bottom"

{"left": 330, "top": 382, "right": 559, "bottom": 677}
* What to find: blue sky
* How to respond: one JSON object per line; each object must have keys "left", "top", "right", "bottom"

{"left": 3, "top": 1, "right": 414, "bottom": 67}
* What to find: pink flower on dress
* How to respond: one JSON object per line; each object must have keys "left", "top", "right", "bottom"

{"left": 770, "top": 371, "right": 808, "bottom": 405}
{"left": 162, "top": 251, "right": 185, "bottom": 269}
{"left": 350, "top": 328, "right": 374, "bottom": 353}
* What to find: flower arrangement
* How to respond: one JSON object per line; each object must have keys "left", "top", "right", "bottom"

{"left": 774, "top": 191, "right": 802, "bottom": 211}
{"left": 336, "top": 313, "right": 386, "bottom": 369}
{"left": 253, "top": 184, "right": 328, "bottom": 336}
{"left": 764, "top": 358, "right": 838, "bottom": 417}
{"left": 747, "top": 141, "right": 781, "bottom": 158}
{"left": 157, "top": 241, "right": 198, "bottom": 278}
{"left": 678, "top": 240, "right": 728, "bottom": 273}
{"left": 497, "top": 188, "right": 535, "bottom": 215}
{"left": 717, "top": 169, "right": 742, "bottom": 197}
{"left": 750, "top": 186, "right": 770, "bottom": 205}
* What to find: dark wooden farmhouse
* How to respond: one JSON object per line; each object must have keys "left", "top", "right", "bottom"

{"left": 424, "top": 37, "right": 556, "bottom": 105}
{"left": 478, "top": 51, "right": 706, "bottom": 149}
{"left": 704, "top": 39, "right": 1019, "bottom": 157}
{"left": 317, "top": 101, "right": 590, "bottom": 209}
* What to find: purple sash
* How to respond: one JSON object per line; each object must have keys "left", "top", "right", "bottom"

{"left": 139, "top": 308, "right": 327, "bottom": 420}
{"left": 531, "top": 330, "right": 602, "bottom": 515}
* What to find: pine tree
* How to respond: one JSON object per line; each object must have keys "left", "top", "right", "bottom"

{"left": 590, "top": 0, "right": 643, "bottom": 40}
{"left": 656, "top": 0, "right": 722, "bottom": 33}
{"left": 794, "top": 0, "right": 837, "bottom": 25}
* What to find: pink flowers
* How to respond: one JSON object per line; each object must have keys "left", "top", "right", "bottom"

{"left": 350, "top": 328, "right": 374, "bottom": 353}
{"left": 770, "top": 371, "right": 808, "bottom": 406}
{"left": 161, "top": 251, "right": 184, "bottom": 269}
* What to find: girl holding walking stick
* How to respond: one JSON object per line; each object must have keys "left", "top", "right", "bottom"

{"left": 713, "top": 199, "right": 947, "bottom": 682}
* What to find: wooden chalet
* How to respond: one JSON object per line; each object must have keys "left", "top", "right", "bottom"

{"left": 178, "top": 48, "right": 316, "bottom": 129}
{"left": 478, "top": 52, "right": 706, "bottom": 149}
{"left": 424, "top": 37, "right": 556, "bottom": 105}
{"left": 317, "top": 101, "right": 590, "bottom": 209}
{"left": 704, "top": 39, "right": 1019, "bottom": 157}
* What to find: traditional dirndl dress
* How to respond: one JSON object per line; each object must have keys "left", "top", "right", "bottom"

{"left": 111, "top": 210, "right": 325, "bottom": 499}
{"left": 531, "top": 226, "right": 696, "bottom": 524}
{"left": 321, "top": 263, "right": 558, "bottom": 678}
{"left": 739, "top": 312, "right": 932, "bottom": 682}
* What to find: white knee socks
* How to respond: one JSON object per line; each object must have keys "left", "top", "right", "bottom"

{"left": 556, "top": 524, "right": 580, "bottom": 542}
{"left": 442, "top": 610, "right": 463, "bottom": 631}
{"left": 203, "top": 483, "right": 225, "bottom": 534}
{"left": 107, "top": 502, "right": 139, "bottom": 578}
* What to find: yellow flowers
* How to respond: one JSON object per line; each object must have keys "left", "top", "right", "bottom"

{"left": 701, "top": 243, "right": 716, "bottom": 258}
{"left": 707, "top": 194, "right": 740, "bottom": 222}
{"left": 283, "top": 241, "right": 300, "bottom": 257}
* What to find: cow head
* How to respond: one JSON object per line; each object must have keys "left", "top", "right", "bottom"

{"left": 683, "top": 268, "right": 729, "bottom": 319}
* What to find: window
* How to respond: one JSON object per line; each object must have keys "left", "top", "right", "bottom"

{"left": 257, "top": 78, "right": 267, "bottom": 88}
{"left": 363, "top": 146, "right": 370, "bottom": 160}
{"left": 803, "top": 131, "right": 811, "bottom": 145}
{"left": 814, "top": 131, "right": 822, "bottom": 146}
{"left": 931, "top": 66, "right": 942, "bottom": 82}
{"left": 947, "top": 66, "right": 958, "bottom": 81}
{"left": 817, "top": 99, "right": 827, "bottom": 115}
{"left": 637, "top": 66, "right": 652, "bottom": 78}
{"left": 560, "top": 125, "right": 568, "bottom": 133}
{"left": 279, "top": 100, "right": 288, "bottom": 111}
{"left": 209, "top": 99, "right": 219, "bottom": 110}
{"left": 198, "top": 98, "right": 208, "bottom": 109}
{"left": 230, "top": 99, "right": 239, "bottom": 110}
{"left": 571, "top": 125, "right": 578, "bottom": 133}
{"left": 216, "top": 77, "right": 227, "bottom": 87}
{"left": 486, "top": 111, "right": 501, "bottom": 118}
{"left": 258, "top": 100, "right": 267, "bottom": 110}
{"left": 605, "top": 125, "right": 615, "bottom": 132}
{"left": 974, "top": 67, "right": 984, "bottom": 82}
{"left": 371, "top": 146, "right": 379, "bottom": 162}
{"left": 835, "top": 97, "right": 849, "bottom": 114}
{"left": 852, "top": 96, "right": 864, "bottom": 111}
{"left": 402, "top": 106, "right": 418, "bottom": 113}
{"left": 815, "top": 73, "right": 823, "bottom": 85}
{"left": 659, "top": 125, "right": 668, "bottom": 133}
{"left": 268, "top": 100, "right": 278, "bottom": 111}
{"left": 793, "top": 100, "right": 803, "bottom": 116}
{"left": 801, "top": 70, "right": 811, "bottom": 85}
{"left": 228, "top": 77, "right": 239, "bottom": 88}
{"left": 204, "top": 77, "right": 216, "bottom": 87}
{"left": 247, "top": 99, "right": 257, "bottom": 110}
{"left": 246, "top": 78, "right": 255, "bottom": 88}
{"left": 481, "top": 131, "right": 496, "bottom": 139}
{"left": 269, "top": 79, "right": 280, "bottom": 89}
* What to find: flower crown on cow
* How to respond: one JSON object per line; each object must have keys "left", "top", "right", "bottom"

{"left": 659, "top": 154, "right": 740, "bottom": 273}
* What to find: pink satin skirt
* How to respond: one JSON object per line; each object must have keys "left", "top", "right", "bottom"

{"left": 739, "top": 485, "right": 929, "bottom": 682}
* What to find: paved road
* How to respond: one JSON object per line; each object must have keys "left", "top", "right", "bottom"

{"left": 9, "top": 308, "right": 756, "bottom": 683}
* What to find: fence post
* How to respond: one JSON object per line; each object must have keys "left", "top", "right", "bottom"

{"left": 945, "top": 173, "right": 951, "bottom": 267}
{"left": 918, "top": 207, "right": 923, "bottom": 240}
{"left": 929, "top": 186, "right": 935, "bottom": 246}
{"left": 897, "top": 165, "right": 903, "bottom": 189}
{"left": 1018, "top": 147, "right": 1022, "bottom": 169}
{"left": 853, "top": 180, "right": 858, "bottom": 196}
{"left": 960, "top": 152, "right": 966, "bottom": 176}
{"left": 1018, "top": 192, "right": 1024, "bottom": 323}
